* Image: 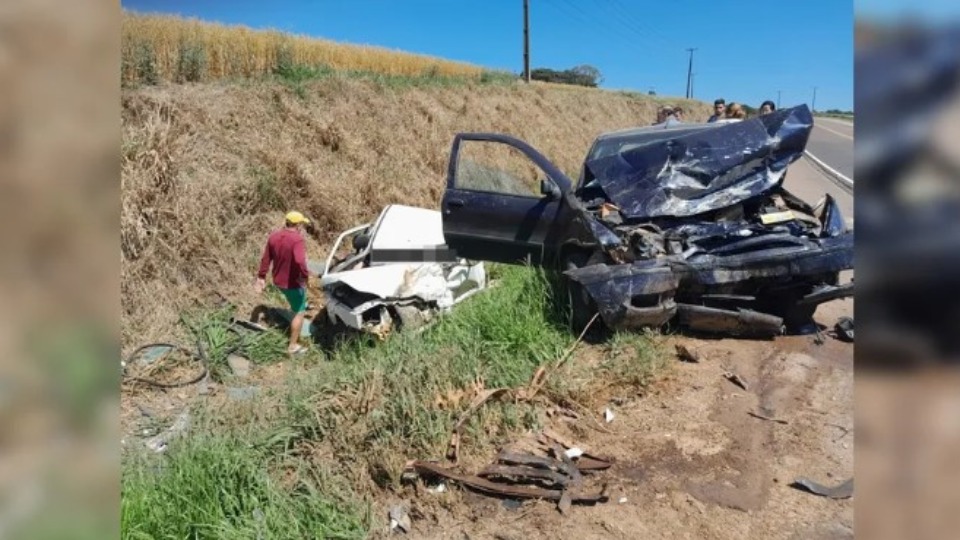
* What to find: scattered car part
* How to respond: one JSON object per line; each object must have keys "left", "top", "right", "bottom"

{"left": 835, "top": 316, "right": 854, "bottom": 342}
{"left": 144, "top": 410, "right": 191, "bottom": 453}
{"left": 675, "top": 343, "right": 701, "bottom": 363}
{"left": 723, "top": 371, "right": 749, "bottom": 391}
{"left": 122, "top": 343, "right": 208, "bottom": 389}
{"left": 747, "top": 411, "right": 789, "bottom": 425}
{"left": 388, "top": 505, "right": 411, "bottom": 534}
{"left": 791, "top": 477, "right": 854, "bottom": 499}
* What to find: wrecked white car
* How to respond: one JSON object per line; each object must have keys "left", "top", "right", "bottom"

{"left": 318, "top": 204, "right": 486, "bottom": 337}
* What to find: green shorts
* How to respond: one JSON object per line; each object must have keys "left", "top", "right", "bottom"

{"left": 280, "top": 287, "right": 307, "bottom": 313}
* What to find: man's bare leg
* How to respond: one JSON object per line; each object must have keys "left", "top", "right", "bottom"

{"left": 288, "top": 312, "right": 305, "bottom": 352}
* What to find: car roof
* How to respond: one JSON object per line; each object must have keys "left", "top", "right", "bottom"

{"left": 370, "top": 204, "right": 445, "bottom": 250}
{"left": 593, "top": 121, "right": 717, "bottom": 142}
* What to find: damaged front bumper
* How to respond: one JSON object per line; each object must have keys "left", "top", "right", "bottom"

{"left": 565, "top": 232, "right": 853, "bottom": 336}
{"left": 322, "top": 262, "right": 487, "bottom": 335}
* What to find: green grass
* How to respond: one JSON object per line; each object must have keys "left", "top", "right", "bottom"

{"left": 122, "top": 264, "right": 665, "bottom": 537}
{"left": 122, "top": 433, "right": 368, "bottom": 539}
{"left": 178, "top": 306, "right": 289, "bottom": 381}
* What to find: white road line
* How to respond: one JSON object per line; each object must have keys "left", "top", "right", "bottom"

{"left": 804, "top": 150, "right": 854, "bottom": 191}
{"left": 814, "top": 123, "right": 854, "bottom": 140}
{"left": 817, "top": 116, "right": 854, "bottom": 127}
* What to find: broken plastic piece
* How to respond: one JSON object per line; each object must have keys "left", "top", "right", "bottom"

{"left": 760, "top": 210, "right": 797, "bottom": 225}
{"left": 675, "top": 344, "right": 700, "bottom": 363}
{"left": 835, "top": 317, "right": 854, "bottom": 342}
{"left": 603, "top": 408, "right": 615, "bottom": 423}
{"left": 723, "top": 371, "right": 749, "bottom": 391}
{"left": 389, "top": 505, "right": 411, "bottom": 534}
{"left": 791, "top": 477, "right": 853, "bottom": 499}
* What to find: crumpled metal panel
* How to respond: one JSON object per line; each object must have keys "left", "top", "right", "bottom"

{"left": 585, "top": 105, "right": 814, "bottom": 219}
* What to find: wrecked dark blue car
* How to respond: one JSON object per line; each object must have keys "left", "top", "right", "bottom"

{"left": 440, "top": 105, "right": 853, "bottom": 337}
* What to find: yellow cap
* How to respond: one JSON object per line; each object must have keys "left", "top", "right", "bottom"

{"left": 285, "top": 211, "right": 310, "bottom": 224}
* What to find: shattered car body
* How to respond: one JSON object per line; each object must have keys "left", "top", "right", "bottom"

{"left": 320, "top": 204, "right": 486, "bottom": 336}
{"left": 440, "top": 105, "right": 853, "bottom": 336}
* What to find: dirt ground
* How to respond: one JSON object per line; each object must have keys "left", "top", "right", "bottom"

{"left": 120, "top": 296, "right": 854, "bottom": 540}
{"left": 394, "top": 297, "right": 854, "bottom": 540}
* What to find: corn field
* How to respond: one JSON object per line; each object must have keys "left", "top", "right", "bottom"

{"left": 121, "top": 11, "right": 488, "bottom": 85}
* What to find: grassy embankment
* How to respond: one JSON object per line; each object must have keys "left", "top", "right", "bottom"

{"left": 121, "top": 11, "right": 703, "bottom": 537}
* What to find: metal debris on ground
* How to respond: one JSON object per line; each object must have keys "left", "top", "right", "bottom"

{"left": 388, "top": 505, "right": 411, "bottom": 534}
{"left": 723, "top": 370, "right": 749, "bottom": 391}
{"left": 144, "top": 410, "right": 191, "bottom": 453}
{"left": 123, "top": 343, "right": 208, "bottom": 389}
{"left": 675, "top": 343, "right": 701, "bottom": 363}
{"left": 414, "top": 431, "right": 612, "bottom": 513}
{"left": 747, "top": 411, "right": 789, "bottom": 425}
{"left": 790, "top": 477, "right": 854, "bottom": 499}
{"left": 603, "top": 408, "right": 615, "bottom": 423}
{"left": 834, "top": 316, "right": 854, "bottom": 342}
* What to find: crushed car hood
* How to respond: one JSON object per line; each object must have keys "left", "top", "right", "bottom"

{"left": 322, "top": 262, "right": 486, "bottom": 309}
{"left": 583, "top": 105, "right": 814, "bottom": 219}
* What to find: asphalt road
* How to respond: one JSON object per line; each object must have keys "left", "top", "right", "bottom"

{"left": 785, "top": 116, "right": 855, "bottom": 217}
{"left": 806, "top": 117, "right": 855, "bottom": 181}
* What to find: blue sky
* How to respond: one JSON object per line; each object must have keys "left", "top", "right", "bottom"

{"left": 123, "top": 0, "right": 853, "bottom": 111}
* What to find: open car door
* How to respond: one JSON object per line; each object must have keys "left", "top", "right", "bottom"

{"left": 441, "top": 133, "right": 576, "bottom": 265}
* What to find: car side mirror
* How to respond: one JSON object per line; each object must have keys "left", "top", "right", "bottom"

{"left": 540, "top": 178, "right": 561, "bottom": 199}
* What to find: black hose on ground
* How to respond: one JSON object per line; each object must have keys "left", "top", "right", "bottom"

{"left": 122, "top": 341, "right": 209, "bottom": 389}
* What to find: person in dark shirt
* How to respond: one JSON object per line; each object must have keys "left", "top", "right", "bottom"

{"left": 707, "top": 98, "right": 726, "bottom": 122}
{"left": 759, "top": 100, "right": 776, "bottom": 115}
{"left": 256, "top": 211, "right": 312, "bottom": 354}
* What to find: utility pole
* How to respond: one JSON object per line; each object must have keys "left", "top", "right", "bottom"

{"left": 777, "top": 90, "right": 781, "bottom": 108}
{"left": 812, "top": 86, "right": 818, "bottom": 113}
{"left": 523, "top": 0, "right": 530, "bottom": 83}
{"left": 685, "top": 48, "right": 697, "bottom": 99}
{"left": 690, "top": 72, "right": 695, "bottom": 99}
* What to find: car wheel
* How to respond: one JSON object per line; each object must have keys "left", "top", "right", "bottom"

{"left": 563, "top": 252, "right": 603, "bottom": 338}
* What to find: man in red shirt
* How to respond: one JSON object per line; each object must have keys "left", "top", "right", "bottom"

{"left": 256, "top": 211, "right": 312, "bottom": 354}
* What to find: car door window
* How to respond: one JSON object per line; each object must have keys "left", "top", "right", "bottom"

{"left": 454, "top": 140, "right": 545, "bottom": 197}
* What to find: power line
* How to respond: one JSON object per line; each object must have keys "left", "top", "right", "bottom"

{"left": 552, "top": 0, "right": 655, "bottom": 51}
{"left": 604, "top": 0, "right": 678, "bottom": 52}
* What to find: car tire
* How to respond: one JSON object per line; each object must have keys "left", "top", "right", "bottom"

{"left": 563, "top": 252, "right": 604, "bottom": 339}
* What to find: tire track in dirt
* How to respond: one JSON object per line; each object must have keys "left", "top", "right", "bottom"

{"left": 411, "top": 300, "right": 854, "bottom": 539}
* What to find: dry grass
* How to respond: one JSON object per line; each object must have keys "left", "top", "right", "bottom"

{"left": 122, "top": 11, "right": 488, "bottom": 85}
{"left": 121, "top": 77, "right": 710, "bottom": 347}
